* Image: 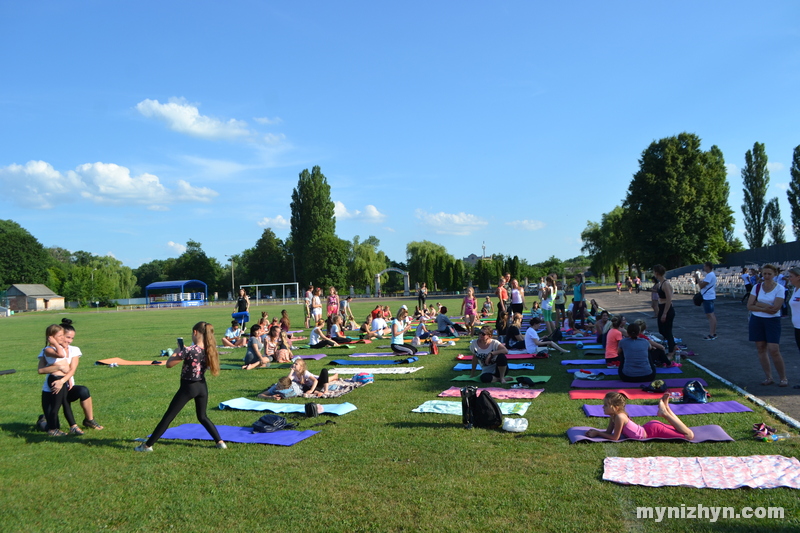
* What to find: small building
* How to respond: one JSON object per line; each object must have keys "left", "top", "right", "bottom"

{"left": 6, "top": 284, "right": 65, "bottom": 312}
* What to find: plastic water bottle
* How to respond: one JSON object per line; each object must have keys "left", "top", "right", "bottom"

{"left": 762, "top": 433, "right": 792, "bottom": 442}
{"left": 675, "top": 353, "right": 681, "bottom": 364}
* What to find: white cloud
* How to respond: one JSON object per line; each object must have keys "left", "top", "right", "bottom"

{"left": 0, "top": 160, "right": 218, "bottom": 209}
{"left": 334, "top": 201, "right": 386, "bottom": 223}
{"left": 0, "top": 160, "right": 84, "bottom": 208}
{"left": 768, "top": 162, "right": 785, "bottom": 173}
{"left": 167, "top": 241, "right": 187, "bottom": 254}
{"left": 136, "top": 97, "right": 250, "bottom": 140}
{"left": 257, "top": 215, "right": 290, "bottom": 229}
{"left": 415, "top": 209, "right": 488, "bottom": 235}
{"left": 263, "top": 133, "right": 286, "bottom": 145}
{"left": 254, "top": 116, "right": 282, "bottom": 125}
{"left": 725, "top": 163, "right": 738, "bottom": 176}
{"left": 506, "top": 219, "right": 546, "bottom": 231}
{"left": 775, "top": 182, "right": 789, "bottom": 192}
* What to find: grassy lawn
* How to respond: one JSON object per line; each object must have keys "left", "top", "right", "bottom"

{"left": 1, "top": 298, "right": 798, "bottom": 532}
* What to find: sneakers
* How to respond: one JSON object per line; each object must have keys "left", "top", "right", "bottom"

{"left": 134, "top": 443, "right": 154, "bottom": 452}
{"left": 48, "top": 429, "right": 68, "bottom": 437}
{"left": 83, "top": 418, "right": 104, "bottom": 430}
{"left": 703, "top": 335, "right": 717, "bottom": 341}
{"left": 216, "top": 442, "right": 228, "bottom": 449}
{"left": 68, "top": 425, "right": 85, "bottom": 436}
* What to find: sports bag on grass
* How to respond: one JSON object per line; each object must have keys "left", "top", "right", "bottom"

{"left": 683, "top": 380, "right": 710, "bottom": 403}
{"left": 252, "top": 414, "right": 295, "bottom": 433}
{"left": 460, "top": 386, "right": 503, "bottom": 429}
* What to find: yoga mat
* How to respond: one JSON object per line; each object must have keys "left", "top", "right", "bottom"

{"left": 560, "top": 359, "right": 608, "bottom": 365}
{"left": 220, "top": 363, "right": 293, "bottom": 370}
{"left": 571, "top": 378, "right": 708, "bottom": 389}
{"left": 568, "top": 367, "right": 683, "bottom": 375}
{"left": 412, "top": 400, "right": 530, "bottom": 416}
{"left": 438, "top": 387, "right": 544, "bottom": 399}
{"left": 96, "top": 357, "right": 164, "bottom": 366}
{"left": 583, "top": 400, "right": 753, "bottom": 418}
{"left": 298, "top": 354, "right": 327, "bottom": 360}
{"left": 351, "top": 352, "right": 429, "bottom": 357}
{"left": 451, "top": 375, "right": 550, "bottom": 383}
{"left": 297, "top": 344, "right": 351, "bottom": 350}
{"left": 569, "top": 388, "right": 684, "bottom": 400}
{"left": 329, "top": 357, "right": 418, "bottom": 366}
{"left": 332, "top": 367, "right": 424, "bottom": 374}
{"left": 0, "top": 369, "right": 16, "bottom": 376}
{"left": 567, "top": 425, "right": 733, "bottom": 444}
{"left": 158, "top": 423, "right": 318, "bottom": 446}
{"left": 453, "top": 363, "right": 535, "bottom": 371}
{"left": 575, "top": 344, "right": 603, "bottom": 350}
{"left": 219, "top": 398, "right": 357, "bottom": 416}
{"left": 457, "top": 353, "right": 548, "bottom": 361}
{"left": 603, "top": 455, "right": 800, "bottom": 489}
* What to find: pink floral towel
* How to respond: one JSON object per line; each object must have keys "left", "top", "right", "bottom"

{"left": 438, "top": 387, "right": 544, "bottom": 399}
{"left": 603, "top": 455, "right": 800, "bottom": 489}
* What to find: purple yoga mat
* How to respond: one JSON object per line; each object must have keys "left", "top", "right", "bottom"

{"left": 568, "top": 367, "right": 683, "bottom": 375}
{"left": 582, "top": 400, "right": 753, "bottom": 418}
{"left": 567, "top": 424, "right": 734, "bottom": 443}
{"left": 561, "top": 359, "right": 608, "bottom": 365}
{"left": 158, "top": 423, "right": 318, "bottom": 446}
{"left": 560, "top": 339, "right": 598, "bottom": 344}
{"left": 571, "top": 377, "right": 708, "bottom": 389}
{"left": 350, "top": 352, "right": 429, "bottom": 357}
{"left": 299, "top": 354, "right": 327, "bottom": 360}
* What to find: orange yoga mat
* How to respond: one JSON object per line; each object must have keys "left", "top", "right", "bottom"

{"left": 569, "top": 388, "right": 684, "bottom": 400}
{"left": 96, "top": 357, "right": 165, "bottom": 366}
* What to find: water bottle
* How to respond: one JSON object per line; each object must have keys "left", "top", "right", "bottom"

{"left": 762, "top": 433, "right": 791, "bottom": 442}
{"left": 675, "top": 353, "right": 681, "bottom": 364}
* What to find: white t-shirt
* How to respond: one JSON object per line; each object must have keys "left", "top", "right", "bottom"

{"left": 790, "top": 290, "right": 800, "bottom": 328}
{"left": 751, "top": 283, "right": 786, "bottom": 318}
{"left": 524, "top": 328, "right": 547, "bottom": 354}
{"left": 371, "top": 317, "right": 387, "bottom": 332}
{"left": 39, "top": 345, "right": 81, "bottom": 392}
{"left": 224, "top": 327, "right": 241, "bottom": 339}
{"left": 701, "top": 271, "right": 716, "bottom": 300}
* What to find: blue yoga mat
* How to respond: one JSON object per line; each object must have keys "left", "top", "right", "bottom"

{"left": 577, "top": 344, "right": 603, "bottom": 350}
{"left": 330, "top": 357, "right": 418, "bottom": 366}
{"left": 158, "top": 423, "right": 318, "bottom": 446}
{"left": 453, "top": 363, "right": 535, "bottom": 371}
{"left": 569, "top": 367, "right": 683, "bottom": 375}
{"left": 218, "top": 398, "right": 357, "bottom": 416}
{"left": 560, "top": 359, "right": 607, "bottom": 365}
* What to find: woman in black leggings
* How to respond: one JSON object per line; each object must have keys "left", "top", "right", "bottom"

{"left": 135, "top": 322, "right": 226, "bottom": 452}
{"left": 654, "top": 264, "right": 677, "bottom": 360}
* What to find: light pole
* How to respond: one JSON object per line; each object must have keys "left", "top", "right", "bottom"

{"left": 91, "top": 268, "right": 97, "bottom": 307}
{"left": 225, "top": 256, "right": 235, "bottom": 300}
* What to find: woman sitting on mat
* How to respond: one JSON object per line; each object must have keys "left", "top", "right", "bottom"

{"left": 585, "top": 392, "right": 694, "bottom": 441}
{"left": 415, "top": 317, "right": 432, "bottom": 340}
{"left": 504, "top": 313, "right": 526, "bottom": 351}
{"left": 309, "top": 319, "right": 339, "bottom": 349}
{"left": 37, "top": 318, "right": 103, "bottom": 433}
{"left": 617, "top": 323, "right": 657, "bottom": 383}
{"left": 594, "top": 310, "right": 610, "bottom": 346}
{"left": 435, "top": 306, "right": 458, "bottom": 337}
{"left": 390, "top": 308, "right": 417, "bottom": 355}
{"left": 289, "top": 358, "right": 338, "bottom": 397}
{"left": 603, "top": 315, "right": 626, "bottom": 367}
{"left": 279, "top": 309, "right": 291, "bottom": 335}
{"left": 495, "top": 311, "right": 509, "bottom": 341}
{"left": 222, "top": 320, "right": 246, "bottom": 348}
{"left": 632, "top": 319, "right": 672, "bottom": 368}
{"left": 135, "top": 321, "right": 226, "bottom": 452}
{"left": 264, "top": 325, "right": 293, "bottom": 363}
{"left": 469, "top": 326, "right": 510, "bottom": 384}
{"left": 481, "top": 296, "right": 493, "bottom": 318}
{"left": 328, "top": 315, "right": 350, "bottom": 344}
{"left": 524, "top": 317, "right": 569, "bottom": 354}
{"left": 242, "top": 324, "right": 270, "bottom": 370}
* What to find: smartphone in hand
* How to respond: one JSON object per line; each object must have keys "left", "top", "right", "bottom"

{"left": 177, "top": 337, "right": 184, "bottom": 351}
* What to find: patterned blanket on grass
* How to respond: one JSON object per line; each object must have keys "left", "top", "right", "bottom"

{"left": 309, "top": 379, "right": 368, "bottom": 399}
{"left": 603, "top": 455, "right": 800, "bottom": 489}
{"left": 412, "top": 400, "right": 530, "bottom": 416}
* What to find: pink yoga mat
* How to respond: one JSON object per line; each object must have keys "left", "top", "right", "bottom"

{"left": 569, "top": 388, "right": 684, "bottom": 400}
{"left": 438, "top": 386, "right": 543, "bottom": 399}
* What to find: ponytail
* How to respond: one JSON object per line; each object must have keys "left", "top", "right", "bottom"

{"left": 194, "top": 321, "right": 219, "bottom": 377}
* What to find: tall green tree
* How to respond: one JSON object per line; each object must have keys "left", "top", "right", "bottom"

{"left": 0, "top": 220, "right": 50, "bottom": 288}
{"left": 169, "top": 240, "right": 223, "bottom": 292}
{"left": 239, "top": 228, "right": 290, "bottom": 285}
{"left": 787, "top": 145, "right": 800, "bottom": 240}
{"left": 764, "top": 198, "right": 786, "bottom": 245}
{"left": 622, "top": 133, "right": 734, "bottom": 269}
{"left": 133, "top": 258, "right": 176, "bottom": 296}
{"left": 741, "top": 142, "right": 771, "bottom": 249}
{"left": 348, "top": 235, "right": 388, "bottom": 291}
{"left": 308, "top": 235, "right": 349, "bottom": 290}
{"left": 581, "top": 206, "right": 627, "bottom": 280}
{"left": 406, "top": 241, "right": 456, "bottom": 290}
{"left": 289, "top": 166, "right": 336, "bottom": 285}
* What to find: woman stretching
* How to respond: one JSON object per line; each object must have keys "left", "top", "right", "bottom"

{"left": 38, "top": 318, "right": 103, "bottom": 433}
{"left": 135, "top": 322, "right": 226, "bottom": 452}
{"left": 585, "top": 392, "right": 694, "bottom": 441}
{"left": 390, "top": 308, "right": 417, "bottom": 355}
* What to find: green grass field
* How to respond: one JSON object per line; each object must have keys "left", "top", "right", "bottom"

{"left": 1, "top": 299, "right": 798, "bottom": 532}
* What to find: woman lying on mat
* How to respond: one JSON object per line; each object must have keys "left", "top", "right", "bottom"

{"left": 242, "top": 324, "right": 271, "bottom": 370}
{"left": 469, "top": 326, "right": 510, "bottom": 383}
{"left": 617, "top": 323, "right": 657, "bottom": 382}
{"left": 37, "top": 318, "right": 103, "bottom": 434}
{"left": 289, "top": 358, "right": 338, "bottom": 397}
{"left": 309, "top": 319, "right": 339, "bottom": 349}
{"left": 585, "top": 392, "right": 694, "bottom": 441}
{"left": 524, "top": 317, "right": 569, "bottom": 354}
{"left": 135, "top": 321, "right": 226, "bottom": 452}
{"left": 391, "top": 308, "right": 417, "bottom": 356}
{"left": 258, "top": 375, "right": 302, "bottom": 400}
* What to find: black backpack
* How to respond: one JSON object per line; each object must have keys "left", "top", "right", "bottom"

{"left": 252, "top": 414, "right": 296, "bottom": 433}
{"left": 683, "top": 380, "right": 710, "bottom": 403}
{"left": 460, "top": 386, "right": 503, "bottom": 429}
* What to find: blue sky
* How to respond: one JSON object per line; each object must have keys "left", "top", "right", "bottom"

{"left": 2, "top": 2, "right": 799, "bottom": 270}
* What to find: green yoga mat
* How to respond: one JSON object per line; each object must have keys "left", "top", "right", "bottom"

{"left": 451, "top": 375, "right": 551, "bottom": 383}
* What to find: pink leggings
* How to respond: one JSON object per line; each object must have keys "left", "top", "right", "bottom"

{"left": 643, "top": 420, "right": 686, "bottom": 439}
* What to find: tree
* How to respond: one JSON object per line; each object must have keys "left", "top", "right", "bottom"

{"left": 764, "top": 198, "right": 786, "bottom": 245}
{"left": 0, "top": 220, "right": 50, "bottom": 288}
{"left": 289, "top": 166, "right": 336, "bottom": 285}
{"left": 169, "top": 240, "right": 223, "bottom": 292}
{"left": 581, "top": 206, "right": 627, "bottom": 280}
{"left": 741, "top": 142, "right": 771, "bottom": 249}
{"left": 239, "top": 228, "right": 290, "bottom": 285}
{"left": 308, "top": 235, "right": 349, "bottom": 290}
{"left": 348, "top": 235, "right": 388, "bottom": 291}
{"left": 622, "top": 133, "right": 735, "bottom": 269}
{"left": 133, "top": 258, "right": 176, "bottom": 296}
{"left": 406, "top": 241, "right": 455, "bottom": 290}
{"left": 787, "top": 145, "right": 800, "bottom": 240}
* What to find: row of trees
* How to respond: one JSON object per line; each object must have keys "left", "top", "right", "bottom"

{"left": 581, "top": 135, "right": 800, "bottom": 277}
